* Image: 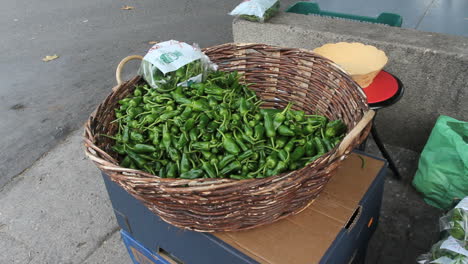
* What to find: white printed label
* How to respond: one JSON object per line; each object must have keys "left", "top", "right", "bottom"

{"left": 440, "top": 236, "right": 468, "bottom": 257}
{"left": 143, "top": 40, "right": 202, "bottom": 74}
{"left": 177, "top": 74, "right": 202, "bottom": 87}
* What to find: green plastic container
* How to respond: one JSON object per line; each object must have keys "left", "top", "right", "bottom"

{"left": 286, "top": 2, "right": 403, "bottom": 27}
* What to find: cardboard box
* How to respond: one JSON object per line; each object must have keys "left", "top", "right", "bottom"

{"left": 103, "top": 152, "right": 386, "bottom": 264}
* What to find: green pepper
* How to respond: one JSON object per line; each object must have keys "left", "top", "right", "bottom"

{"left": 162, "top": 124, "right": 171, "bottom": 150}
{"left": 219, "top": 154, "right": 236, "bottom": 169}
{"left": 207, "top": 96, "right": 218, "bottom": 108}
{"left": 244, "top": 124, "right": 253, "bottom": 137}
{"left": 176, "top": 134, "right": 188, "bottom": 149}
{"left": 158, "top": 166, "right": 166, "bottom": 178}
{"left": 112, "top": 144, "right": 126, "bottom": 155}
{"left": 233, "top": 132, "right": 249, "bottom": 152}
{"left": 230, "top": 175, "right": 246, "bottom": 180}
{"left": 190, "top": 99, "right": 209, "bottom": 112}
{"left": 166, "top": 162, "right": 177, "bottom": 178}
{"left": 133, "top": 144, "right": 156, "bottom": 153}
{"left": 273, "top": 103, "right": 292, "bottom": 130}
{"left": 119, "top": 98, "right": 131, "bottom": 105}
{"left": 128, "top": 120, "right": 139, "bottom": 128}
{"left": 180, "top": 107, "right": 193, "bottom": 120}
{"left": 325, "top": 120, "right": 347, "bottom": 138}
{"left": 292, "top": 110, "right": 305, "bottom": 122}
{"left": 278, "top": 125, "right": 295, "bottom": 136}
{"left": 171, "top": 87, "right": 191, "bottom": 105}
{"left": 289, "top": 161, "right": 301, "bottom": 171}
{"left": 239, "top": 150, "right": 254, "bottom": 161}
{"left": 183, "top": 118, "right": 196, "bottom": 132}
{"left": 130, "top": 131, "right": 144, "bottom": 143}
{"left": 202, "top": 133, "right": 212, "bottom": 142}
{"left": 170, "top": 126, "right": 179, "bottom": 134}
{"left": 239, "top": 98, "right": 249, "bottom": 117}
{"left": 167, "top": 147, "right": 180, "bottom": 162}
{"left": 204, "top": 84, "right": 225, "bottom": 95}
{"left": 189, "top": 128, "right": 199, "bottom": 141}
{"left": 127, "top": 150, "right": 147, "bottom": 168}
{"left": 253, "top": 124, "right": 265, "bottom": 140}
{"left": 201, "top": 161, "right": 217, "bottom": 178}
{"left": 273, "top": 161, "right": 288, "bottom": 174}
{"left": 275, "top": 136, "right": 288, "bottom": 149}
{"left": 152, "top": 131, "right": 160, "bottom": 146}
{"left": 120, "top": 155, "right": 131, "bottom": 167}
{"left": 291, "top": 146, "right": 305, "bottom": 161}
{"left": 278, "top": 149, "right": 288, "bottom": 161}
{"left": 265, "top": 152, "right": 278, "bottom": 169}
{"left": 198, "top": 113, "right": 210, "bottom": 128}
{"left": 219, "top": 131, "right": 240, "bottom": 155}
{"left": 180, "top": 168, "right": 204, "bottom": 179}
{"left": 207, "top": 121, "right": 219, "bottom": 133}
{"left": 284, "top": 138, "right": 296, "bottom": 153}
{"left": 220, "top": 160, "right": 242, "bottom": 175}
{"left": 191, "top": 142, "right": 211, "bottom": 151}
{"left": 129, "top": 97, "right": 142, "bottom": 107}
{"left": 322, "top": 138, "right": 333, "bottom": 152}
{"left": 305, "top": 140, "right": 317, "bottom": 157}
{"left": 314, "top": 137, "right": 326, "bottom": 155}
{"left": 260, "top": 108, "right": 280, "bottom": 117}
{"left": 180, "top": 152, "right": 191, "bottom": 173}
{"left": 262, "top": 110, "right": 276, "bottom": 138}
{"left": 201, "top": 151, "right": 213, "bottom": 160}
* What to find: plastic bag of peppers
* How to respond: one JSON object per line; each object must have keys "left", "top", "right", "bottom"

{"left": 108, "top": 68, "right": 347, "bottom": 180}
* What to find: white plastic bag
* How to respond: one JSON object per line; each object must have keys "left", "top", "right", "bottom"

{"left": 139, "top": 40, "right": 216, "bottom": 89}
{"left": 229, "top": 0, "right": 280, "bottom": 23}
{"left": 418, "top": 197, "right": 468, "bottom": 264}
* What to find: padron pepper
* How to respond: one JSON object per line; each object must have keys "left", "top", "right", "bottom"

{"left": 133, "top": 144, "right": 156, "bottom": 153}
{"left": 130, "top": 131, "right": 144, "bottom": 143}
{"left": 180, "top": 168, "right": 204, "bottom": 179}
{"left": 201, "top": 161, "right": 217, "bottom": 178}
{"left": 290, "top": 146, "right": 305, "bottom": 161}
{"left": 273, "top": 102, "right": 292, "bottom": 130}
{"left": 325, "top": 120, "right": 347, "bottom": 138}
{"left": 220, "top": 160, "right": 242, "bottom": 175}
{"left": 314, "top": 137, "right": 326, "bottom": 155}
{"left": 218, "top": 154, "right": 236, "bottom": 169}
{"left": 219, "top": 131, "right": 240, "bottom": 155}
{"left": 166, "top": 162, "right": 178, "bottom": 178}
{"left": 180, "top": 152, "right": 191, "bottom": 173}
{"left": 261, "top": 109, "right": 276, "bottom": 138}
{"left": 162, "top": 124, "right": 171, "bottom": 150}
{"left": 278, "top": 125, "right": 295, "bottom": 136}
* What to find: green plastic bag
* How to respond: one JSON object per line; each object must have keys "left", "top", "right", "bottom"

{"left": 413, "top": 115, "right": 468, "bottom": 210}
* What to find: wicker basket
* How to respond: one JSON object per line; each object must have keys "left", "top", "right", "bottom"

{"left": 84, "top": 43, "right": 374, "bottom": 232}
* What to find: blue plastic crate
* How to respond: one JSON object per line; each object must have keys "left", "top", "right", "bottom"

{"left": 121, "top": 230, "right": 172, "bottom": 264}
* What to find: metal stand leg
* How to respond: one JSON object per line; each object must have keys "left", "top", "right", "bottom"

{"left": 371, "top": 121, "right": 401, "bottom": 180}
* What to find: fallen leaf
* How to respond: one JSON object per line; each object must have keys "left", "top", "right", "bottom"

{"left": 121, "top": 5, "right": 134, "bottom": 10}
{"left": 148, "top": 41, "right": 158, "bottom": 45}
{"left": 42, "top": 54, "right": 59, "bottom": 62}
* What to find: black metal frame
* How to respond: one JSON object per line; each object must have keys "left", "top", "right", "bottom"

{"left": 362, "top": 72, "right": 405, "bottom": 180}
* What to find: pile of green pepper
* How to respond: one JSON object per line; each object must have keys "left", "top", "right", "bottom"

{"left": 108, "top": 70, "right": 347, "bottom": 179}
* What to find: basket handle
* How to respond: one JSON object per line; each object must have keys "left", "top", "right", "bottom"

{"left": 115, "top": 55, "right": 143, "bottom": 86}
{"left": 335, "top": 110, "right": 375, "bottom": 157}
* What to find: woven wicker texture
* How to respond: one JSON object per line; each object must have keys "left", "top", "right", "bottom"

{"left": 84, "top": 43, "right": 372, "bottom": 232}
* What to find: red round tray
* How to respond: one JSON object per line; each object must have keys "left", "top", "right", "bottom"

{"left": 362, "top": 71, "right": 399, "bottom": 104}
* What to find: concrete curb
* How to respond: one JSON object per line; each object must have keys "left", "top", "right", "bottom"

{"left": 233, "top": 13, "right": 468, "bottom": 151}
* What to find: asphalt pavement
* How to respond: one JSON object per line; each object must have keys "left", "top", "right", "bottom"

{"left": 2, "top": 0, "right": 291, "bottom": 187}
